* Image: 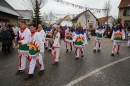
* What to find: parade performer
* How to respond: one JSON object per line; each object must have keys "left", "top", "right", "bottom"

{"left": 111, "top": 24, "right": 125, "bottom": 56}
{"left": 86, "top": 26, "right": 92, "bottom": 40}
{"left": 73, "top": 22, "right": 88, "bottom": 60}
{"left": 45, "top": 23, "right": 52, "bottom": 50}
{"left": 15, "top": 20, "right": 31, "bottom": 75}
{"left": 51, "top": 24, "right": 61, "bottom": 65}
{"left": 127, "top": 32, "right": 130, "bottom": 47}
{"left": 37, "top": 24, "right": 46, "bottom": 43}
{"left": 65, "top": 24, "right": 75, "bottom": 52}
{"left": 93, "top": 25, "right": 105, "bottom": 53}
{"left": 24, "top": 24, "right": 44, "bottom": 80}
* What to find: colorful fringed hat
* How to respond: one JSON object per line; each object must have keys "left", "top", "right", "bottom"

{"left": 78, "top": 21, "right": 81, "bottom": 27}
{"left": 72, "top": 23, "right": 75, "bottom": 28}
{"left": 47, "top": 22, "right": 51, "bottom": 27}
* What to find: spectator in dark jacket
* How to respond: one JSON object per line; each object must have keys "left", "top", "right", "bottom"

{"left": 8, "top": 25, "right": 15, "bottom": 49}
{"left": 1, "top": 27, "right": 12, "bottom": 53}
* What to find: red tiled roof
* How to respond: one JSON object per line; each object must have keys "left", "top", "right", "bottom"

{"left": 98, "top": 16, "right": 111, "bottom": 24}
{"left": 118, "top": 0, "right": 130, "bottom": 8}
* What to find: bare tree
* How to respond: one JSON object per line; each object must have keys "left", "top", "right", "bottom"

{"left": 42, "top": 12, "right": 48, "bottom": 23}
{"left": 48, "top": 11, "right": 55, "bottom": 24}
{"left": 22, "top": 0, "right": 47, "bottom": 12}
{"left": 103, "top": 0, "right": 112, "bottom": 30}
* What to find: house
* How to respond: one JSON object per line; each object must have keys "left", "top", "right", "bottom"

{"left": 55, "top": 18, "right": 63, "bottom": 25}
{"left": 16, "top": 10, "right": 33, "bottom": 25}
{"left": 118, "top": 0, "right": 130, "bottom": 28}
{"left": 0, "top": 0, "right": 20, "bottom": 26}
{"left": 56, "top": 15, "right": 72, "bottom": 26}
{"left": 72, "top": 10, "right": 98, "bottom": 28}
{"left": 98, "top": 16, "right": 116, "bottom": 27}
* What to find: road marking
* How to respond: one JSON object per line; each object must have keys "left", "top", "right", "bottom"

{"left": 65, "top": 56, "right": 130, "bottom": 86}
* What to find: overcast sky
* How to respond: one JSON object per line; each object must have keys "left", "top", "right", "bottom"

{"left": 6, "top": 0, "right": 121, "bottom": 19}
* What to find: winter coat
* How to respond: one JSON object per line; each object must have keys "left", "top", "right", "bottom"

{"left": 1, "top": 30, "right": 12, "bottom": 44}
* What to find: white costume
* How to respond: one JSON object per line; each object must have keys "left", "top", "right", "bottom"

{"left": 93, "top": 28, "right": 104, "bottom": 51}
{"left": 127, "top": 33, "right": 130, "bottom": 46}
{"left": 28, "top": 31, "right": 44, "bottom": 74}
{"left": 18, "top": 28, "right": 31, "bottom": 70}
{"left": 39, "top": 30, "right": 46, "bottom": 42}
{"left": 52, "top": 32, "right": 60, "bottom": 62}
{"left": 65, "top": 29, "right": 75, "bottom": 51}
{"left": 73, "top": 30, "right": 87, "bottom": 58}
{"left": 45, "top": 30, "right": 52, "bottom": 50}
{"left": 111, "top": 29, "right": 125, "bottom": 54}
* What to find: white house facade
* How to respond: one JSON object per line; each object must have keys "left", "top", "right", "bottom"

{"left": 73, "top": 10, "right": 98, "bottom": 28}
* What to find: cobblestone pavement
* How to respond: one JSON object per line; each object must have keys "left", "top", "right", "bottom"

{"left": 0, "top": 36, "right": 130, "bottom": 86}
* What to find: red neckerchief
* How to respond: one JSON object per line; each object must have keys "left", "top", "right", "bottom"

{"left": 20, "top": 28, "right": 26, "bottom": 33}
{"left": 31, "top": 31, "right": 37, "bottom": 37}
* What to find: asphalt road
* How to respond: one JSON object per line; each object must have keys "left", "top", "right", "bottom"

{"left": 0, "top": 36, "right": 130, "bottom": 86}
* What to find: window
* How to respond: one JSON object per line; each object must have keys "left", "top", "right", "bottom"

{"left": 123, "top": 9, "right": 130, "bottom": 16}
{"left": 0, "top": 18, "right": 10, "bottom": 22}
{"left": 124, "top": 21, "right": 130, "bottom": 27}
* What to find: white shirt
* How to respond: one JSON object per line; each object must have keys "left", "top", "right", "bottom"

{"left": 13, "top": 26, "right": 19, "bottom": 36}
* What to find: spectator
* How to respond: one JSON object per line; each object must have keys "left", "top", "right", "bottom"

{"left": 60, "top": 26, "right": 63, "bottom": 39}
{"left": 1, "top": 26, "right": 12, "bottom": 53}
{"left": 62, "top": 26, "right": 66, "bottom": 39}
{"left": 12, "top": 24, "right": 19, "bottom": 37}
{"left": 8, "top": 25, "right": 15, "bottom": 49}
{"left": 0, "top": 25, "right": 2, "bottom": 41}
{"left": 0, "top": 27, "right": 1, "bottom": 32}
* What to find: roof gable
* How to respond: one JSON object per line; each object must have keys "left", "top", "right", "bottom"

{"left": 0, "top": 0, "right": 20, "bottom": 16}
{"left": 72, "top": 10, "right": 98, "bottom": 21}
{"left": 56, "top": 15, "right": 71, "bottom": 24}
{"left": 98, "top": 16, "right": 112, "bottom": 24}
{"left": 16, "top": 10, "right": 33, "bottom": 19}
{"left": 118, "top": 0, "right": 130, "bottom": 8}
{"left": 63, "top": 15, "right": 71, "bottom": 21}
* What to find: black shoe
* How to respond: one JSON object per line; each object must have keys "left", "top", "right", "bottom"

{"left": 93, "top": 49, "right": 96, "bottom": 53}
{"left": 97, "top": 49, "right": 101, "bottom": 52}
{"left": 15, "top": 70, "right": 24, "bottom": 75}
{"left": 45, "top": 47, "right": 48, "bottom": 49}
{"left": 48, "top": 48, "right": 51, "bottom": 51}
{"left": 111, "top": 53, "right": 114, "bottom": 56}
{"left": 81, "top": 55, "right": 84, "bottom": 58}
{"left": 117, "top": 52, "right": 119, "bottom": 54}
{"left": 71, "top": 47, "right": 72, "bottom": 51}
{"left": 8, "top": 51, "right": 11, "bottom": 53}
{"left": 66, "top": 49, "right": 68, "bottom": 52}
{"left": 75, "top": 58, "right": 79, "bottom": 60}
{"left": 24, "top": 74, "right": 33, "bottom": 80}
{"left": 38, "top": 70, "right": 44, "bottom": 75}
